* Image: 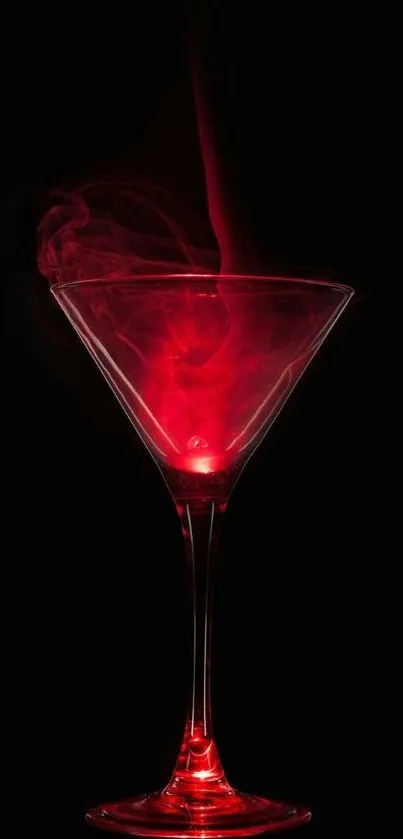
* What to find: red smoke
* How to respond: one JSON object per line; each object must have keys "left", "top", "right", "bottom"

{"left": 38, "top": 181, "right": 219, "bottom": 287}
{"left": 37, "top": 16, "right": 256, "bottom": 286}
{"left": 36, "top": 35, "right": 352, "bottom": 476}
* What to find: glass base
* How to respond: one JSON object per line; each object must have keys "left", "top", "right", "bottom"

{"left": 86, "top": 788, "right": 311, "bottom": 837}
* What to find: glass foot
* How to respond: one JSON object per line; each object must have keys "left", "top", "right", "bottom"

{"left": 86, "top": 788, "right": 311, "bottom": 837}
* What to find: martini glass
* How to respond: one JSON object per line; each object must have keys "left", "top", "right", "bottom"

{"left": 48, "top": 274, "right": 353, "bottom": 836}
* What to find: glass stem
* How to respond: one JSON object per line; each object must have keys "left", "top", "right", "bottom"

{"left": 167, "top": 498, "right": 230, "bottom": 793}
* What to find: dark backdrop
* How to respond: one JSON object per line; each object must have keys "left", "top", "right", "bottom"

{"left": 3, "top": 4, "right": 392, "bottom": 838}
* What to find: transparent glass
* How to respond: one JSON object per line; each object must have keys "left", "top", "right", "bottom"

{"left": 50, "top": 275, "right": 353, "bottom": 836}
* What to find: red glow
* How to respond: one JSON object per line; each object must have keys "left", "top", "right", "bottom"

{"left": 37, "top": 206, "right": 352, "bottom": 834}
{"left": 180, "top": 455, "right": 216, "bottom": 474}
{"left": 37, "top": 186, "right": 352, "bottom": 476}
{"left": 36, "top": 27, "right": 353, "bottom": 829}
{"left": 86, "top": 719, "right": 311, "bottom": 835}
{"left": 47, "top": 274, "right": 352, "bottom": 475}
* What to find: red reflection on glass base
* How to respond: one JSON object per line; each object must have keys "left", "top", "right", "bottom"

{"left": 86, "top": 791, "right": 310, "bottom": 837}
{"left": 86, "top": 721, "right": 311, "bottom": 836}
{"left": 87, "top": 723, "right": 310, "bottom": 836}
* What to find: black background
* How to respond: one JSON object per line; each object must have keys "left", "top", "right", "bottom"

{"left": 3, "top": 3, "right": 393, "bottom": 838}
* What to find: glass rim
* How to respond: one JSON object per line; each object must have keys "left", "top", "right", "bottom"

{"left": 50, "top": 273, "right": 355, "bottom": 296}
